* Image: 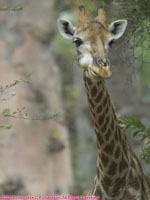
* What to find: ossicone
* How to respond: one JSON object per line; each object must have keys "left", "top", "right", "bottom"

{"left": 95, "top": 6, "right": 108, "bottom": 28}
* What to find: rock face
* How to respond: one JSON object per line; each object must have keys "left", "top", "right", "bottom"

{"left": 0, "top": 0, "right": 72, "bottom": 195}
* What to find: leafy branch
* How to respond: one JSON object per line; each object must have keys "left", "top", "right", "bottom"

{"left": 0, "top": 108, "right": 58, "bottom": 130}
{"left": 0, "top": 107, "right": 58, "bottom": 121}
{"left": 0, "top": 6, "right": 23, "bottom": 11}
{"left": 0, "top": 79, "right": 25, "bottom": 101}
{"left": 0, "top": 80, "right": 57, "bottom": 130}
{"left": 123, "top": 116, "right": 150, "bottom": 164}
{"left": 0, "top": 125, "right": 12, "bottom": 130}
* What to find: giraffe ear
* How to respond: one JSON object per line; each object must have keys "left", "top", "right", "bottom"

{"left": 109, "top": 20, "right": 127, "bottom": 40}
{"left": 57, "top": 19, "right": 76, "bottom": 40}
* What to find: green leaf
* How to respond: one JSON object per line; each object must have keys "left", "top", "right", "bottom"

{"left": 139, "top": 133, "right": 147, "bottom": 141}
{"left": 146, "top": 140, "right": 150, "bottom": 145}
{"left": 13, "top": 6, "right": 23, "bottom": 11}
{"left": 141, "top": 145, "right": 150, "bottom": 164}
{"left": 0, "top": 6, "right": 23, "bottom": 11}
{"left": 42, "top": 113, "right": 58, "bottom": 120}
{"left": 129, "top": 127, "right": 140, "bottom": 137}
{"left": 1, "top": 108, "right": 10, "bottom": 116}
{"left": 127, "top": 116, "right": 145, "bottom": 130}
{"left": 0, "top": 125, "right": 12, "bottom": 130}
{"left": 123, "top": 115, "right": 150, "bottom": 164}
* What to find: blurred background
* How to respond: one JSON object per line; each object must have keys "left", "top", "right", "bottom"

{"left": 0, "top": 0, "right": 150, "bottom": 196}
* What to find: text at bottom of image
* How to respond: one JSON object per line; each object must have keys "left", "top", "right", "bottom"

{"left": 0, "top": 196, "right": 100, "bottom": 200}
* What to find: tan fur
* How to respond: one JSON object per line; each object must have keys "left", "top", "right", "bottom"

{"left": 76, "top": 7, "right": 112, "bottom": 79}
{"left": 95, "top": 8, "right": 108, "bottom": 29}
{"left": 78, "top": 6, "right": 90, "bottom": 30}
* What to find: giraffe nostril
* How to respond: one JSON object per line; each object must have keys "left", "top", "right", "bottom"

{"left": 104, "top": 62, "right": 107, "bottom": 67}
{"left": 96, "top": 58, "right": 103, "bottom": 67}
{"left": 102, "top": 59, "right": 110, "bottom": 67}
{"left": 95, "top": 58, "right": 110, "bottom": 68}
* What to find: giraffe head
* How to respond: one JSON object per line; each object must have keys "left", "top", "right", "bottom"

{"left": 58, "top": 6, "right": 127, "bottom": 79}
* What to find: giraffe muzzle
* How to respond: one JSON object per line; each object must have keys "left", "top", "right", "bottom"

{"left": 91, "top": 58, "right": 112, "bottom": 79}
{"left": 96, "top": 58, "right": 110, "bottom": 67}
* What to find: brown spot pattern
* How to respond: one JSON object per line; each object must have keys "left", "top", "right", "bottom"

{"left": 91, "top": 86, "right": 97, "bottom": 97}
{"left": 131, "top": 159, "right": 135, "bottom": 168}
{"left": 113, "top": 175, "right": 126, "bottom": 194}
{"left": 122, "top": 142, "right": 128, "bottom": 160}
{"left": 98, "top": 114, "right": 104, "bottom": 126}
{"left": 111, "top": 119, "right": 115, "bottom": 131}
{"left": 103, "top": 95, "right": 108, "bottom": 107}
{"left": 86, "top": 77, "right": 92, "bottom": 85}
{"left": 105, "top": 106, "right": 109, "bottom": 115}
{"left": 95, "top": 90, "right": 103, "bottom": 103}
{"left": 97, "top": 80, "right": 102, "bottom": 86}
{"left": 108, "top": 160, "right": 117, "bottom": 175}
{"left": 141, "top": 181, "right": 146, "bottom": 193}
{"left": 104, "top": 139, "right": 115, "bottom": 155}
{"left": 101, "top": 153, "right": 109, "bottom": 167}
{"left": 102, "top": 176, "right": 112, "bottom": 189}
{"left": 113, "top": 178, "right": 122, "bottom": 194}
{"left": 129, "top": 170, "right": 133, "bottom": 180}
{"left": 114, "top": 146, "right": 120, "bottom": 159}
{"left": 131, "top": 177, "right": 140, "bottom": 190}
{"left": 114, "top": 131, "right": 118, "bottom": 141}
{"left": 96, "top": 104, "right": 102, "bottom": 113}
{"left": 119, "top": 155, "right": 128, "bottom": 173}
{"left": 105, "top": 128, "right": 111, "bottom": 140}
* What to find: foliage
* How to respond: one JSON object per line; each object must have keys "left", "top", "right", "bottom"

{"left": 117, "top": 1, "right": 150, "bottom": 95}
{"left": 0, "top": 6, "right": 22, "bottom": 130}
{"left": 112, "top": 1, "right": 150, "bottom": 164}
{"left": 123, "top": 116, "right": 150, "bottom": 163}
{"left": 0, "top": 80, "right": 57, "bottom": 130}
{"left": 0, "top": 125, "right": 12, "bottom": 130}
{"left": 0, "top": 6, "right": 22, "bottom": 11}
{"left": 0, "top": 80, "right": 23, "bottom": 101}
{"left": 117, "top": 0, "right": 150, "bottom": 18}
{"left": 0, "top": 107, "right": 57, "bottom": 121}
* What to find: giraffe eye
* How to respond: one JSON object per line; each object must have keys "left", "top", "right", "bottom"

{"left": 73, "top": 38, "right": 83, "bottom": 47}
{"left": 108, "top": 40, "right": 115, "bottom": 48}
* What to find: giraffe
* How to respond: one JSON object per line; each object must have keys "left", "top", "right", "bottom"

{"left": 57, "top": 5, "right": 150, "bottom": 200}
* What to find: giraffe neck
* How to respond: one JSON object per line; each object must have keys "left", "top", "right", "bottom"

{"left": 83, "top": 72, "right": 149, "bottom": 199}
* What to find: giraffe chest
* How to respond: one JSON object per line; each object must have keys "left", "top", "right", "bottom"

{"left": 89, "top": 175, "right": 148, "bottom": 200}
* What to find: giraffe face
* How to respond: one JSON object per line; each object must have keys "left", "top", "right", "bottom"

{"left": 73, "top": 21, "right": 112, "bottom": 79}
{"left": 58, "top": 6, "right": 127, "bottom": 79}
